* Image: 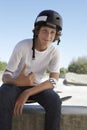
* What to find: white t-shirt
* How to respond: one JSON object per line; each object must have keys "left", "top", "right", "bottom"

{"left": 6, "top": 39, "right": 60, "bottom": 84}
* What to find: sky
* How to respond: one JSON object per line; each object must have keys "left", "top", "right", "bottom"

{"left": 0, "top": 0, "right": 87, "bottom": 69}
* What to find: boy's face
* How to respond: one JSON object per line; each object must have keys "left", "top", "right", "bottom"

{"left": 37, "top": 23, "right": 56, "bottom": 48}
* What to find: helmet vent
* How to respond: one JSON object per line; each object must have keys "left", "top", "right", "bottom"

{"left": 56, "top": 17, "right": 60, "bottom": 20}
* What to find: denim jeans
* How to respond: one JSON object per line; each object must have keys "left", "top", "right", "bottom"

{"left": 0, "top": 83, "right": 61, "bottom": 130}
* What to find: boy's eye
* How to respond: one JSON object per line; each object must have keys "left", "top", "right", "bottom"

{"left": 51, "top": 31, "right": 56, "bottom": 34}
{"left": 41, "top": 30, "right": 56, "bottom": 34}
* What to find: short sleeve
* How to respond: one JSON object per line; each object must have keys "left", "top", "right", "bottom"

{"left": 6, "top": 42, "right": 23, "bottom": 72}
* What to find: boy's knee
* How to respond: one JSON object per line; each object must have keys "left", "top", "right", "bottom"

{"left": 0, "top": 84, "right": 17, "bottom": 106}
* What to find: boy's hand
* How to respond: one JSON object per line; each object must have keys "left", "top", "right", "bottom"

{"left": 13, "top": 89, "right": 30, "bottom": 115}
{"left": 15, "top": 64, "right": 36, "bottom": 86}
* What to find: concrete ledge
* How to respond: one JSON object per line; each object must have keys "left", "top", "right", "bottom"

{"left": 61, "top": 106, "right": 87, "bottom": 130}
{"left": 12, "top": 104, "right": 87, "bottom": 130}
{"left": 61, "top": 105, "right": 87, "bottom": 115}
{"left": 12, "top": 104, "right": 45, "bottom": 130}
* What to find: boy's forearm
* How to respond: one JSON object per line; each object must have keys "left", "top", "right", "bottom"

{"left": 27, "top": 80, "right": 53, "bottom": 96}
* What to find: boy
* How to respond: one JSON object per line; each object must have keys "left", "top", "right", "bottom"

{"left": 0, "top": 9, "right": 62, "bottom": 130}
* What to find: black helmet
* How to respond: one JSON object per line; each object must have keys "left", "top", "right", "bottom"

{"left": 34, "top": 10, "right": 62, "bottom": 32}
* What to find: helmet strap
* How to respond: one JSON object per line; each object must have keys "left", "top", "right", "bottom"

{"left": 57, "top": 38, "right": 60, "bottom": 45}
{"left": 32, "top": 34, "right": 36, "bottom": 60}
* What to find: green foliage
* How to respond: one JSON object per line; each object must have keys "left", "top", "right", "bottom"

{"left": 59, "top": 67, "right": 67, "bottom": 78}
{"left": 60, "top": 67, "right": 67, "bottom": 74}
{"left": 68, "top": 56, "right": 87, "bottom": 74}
{"left": 46, "top": 69, "right": 50, "bottom": 74}
{"left": 0, "top": 61, "right": 7, "bottom": 71}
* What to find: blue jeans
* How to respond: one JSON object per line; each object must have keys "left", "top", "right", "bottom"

{"left": 0, "top": 84, "right": 61, "bottom": 130}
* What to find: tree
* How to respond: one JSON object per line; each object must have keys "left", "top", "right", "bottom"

{"left": 0, "top": 61, "right": 7, "bottom": 71}
{"left": 59, "top": 67, "right": 67, "bottom": 78}
{"left": 68, "top": 56, "right": 87, "bottom": 74}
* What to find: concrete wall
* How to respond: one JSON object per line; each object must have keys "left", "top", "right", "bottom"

{"left": 12, "top": 105, "right": 45, "bottom": 130}
{"left": 12, "top": 104, "right": 87, "bottom": 130}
